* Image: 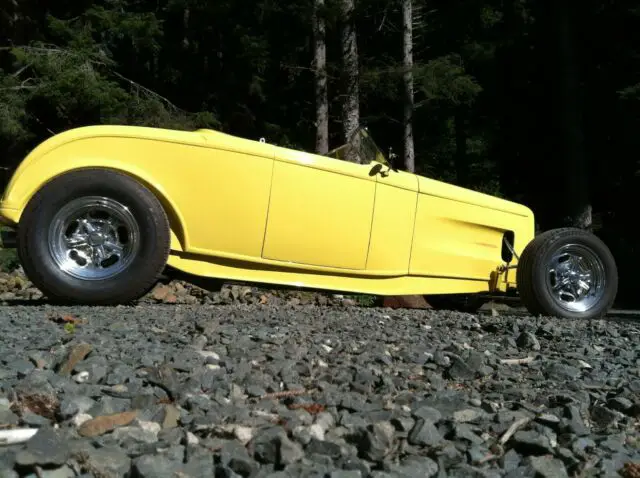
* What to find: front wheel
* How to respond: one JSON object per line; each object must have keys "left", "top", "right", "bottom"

{"left": 17, "top": 168, "right": 171, "bottom": 305}
{"left": 516, "top": 227, "right": 618, "bottom": 320}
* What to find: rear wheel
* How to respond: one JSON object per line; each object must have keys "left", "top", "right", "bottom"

{"left": 17, "top": 168, "right": 171, "bottom": 304}
{"left": 516, "top": 227, "right": 617, "bottom": 319}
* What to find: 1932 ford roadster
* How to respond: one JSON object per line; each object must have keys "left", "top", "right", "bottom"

{"left": 0, "top": 125, "right": 618, "bottom": 320}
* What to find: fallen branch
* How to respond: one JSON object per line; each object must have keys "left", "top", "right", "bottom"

{"left": 499, "top": 417, "right": 532, "bottom": 446}
{"left": 0, "top": 85, "right": 38, "bottom": 91}
{"left": 252, "top": 410, "right": 281, "bottom": 421}
{"left": 287, "top": 403, "right": 326, "bottom": 414}
{"left": 500, "top": 356, "right": 536, "bottom": 365}
{"left": 259, "top": 388, "right": 315, "bottom": 400}
{"left": 0, "top": 428, "right": 38, "bottom": 446}
{"left": 474, "top": 453, "right": 500, "bottom": 466}
{"left": 11, "top": 64, "right": 31, "bottom": 77}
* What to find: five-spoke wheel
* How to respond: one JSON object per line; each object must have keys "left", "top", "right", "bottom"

{"left": 516, "top": 227, "right": 617, "bottom": 320}
{"left": 546, "top": 243, "right": 606, "bottom": 314}
{"left": 49, "top": 196, "right": 140, "bottom": 281}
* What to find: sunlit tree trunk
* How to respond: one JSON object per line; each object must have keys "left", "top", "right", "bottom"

{"left": 402, "top": 0, "right": 415, "bottom": 172}
{"left": 313, "top": 0, "right": 329, "bottom": 155}
{"left": 339, "top": 0, "right": 361, "bottom": 163}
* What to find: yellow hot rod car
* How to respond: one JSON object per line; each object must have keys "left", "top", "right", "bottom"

{"left": 0, "top": 125, "right": 618, "bottom": 319}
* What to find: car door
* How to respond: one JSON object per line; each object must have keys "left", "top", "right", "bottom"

{"left": 261, "top": 146, "right": 376, "bottom": 270}
{"left": 186, "top": 131, "right": 275, "bottom": 259}
{"left": 366, "top": 163, "right": 418, "bottom": 274}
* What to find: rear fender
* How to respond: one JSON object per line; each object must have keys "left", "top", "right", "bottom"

{"left": 1, "top": 157, "right": 187, "bottom": 252}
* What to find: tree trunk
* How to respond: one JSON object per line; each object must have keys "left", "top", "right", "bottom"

{"left": 402, "top": 0, "right": 415, "bottom": 172}
{"left": 313, "top": 0, "right": 329, "bottom": 155}
{"left": 550, "top": 0, "right": 591, "bottom": 229}
{"left": 339, "top": 0, "right": 361, "bottom": 163}
{"left": 454, "top": 107, "right": 469, "bottom": 187}
{"left": 183, "top": 7, "right": 190, "bottom": 50}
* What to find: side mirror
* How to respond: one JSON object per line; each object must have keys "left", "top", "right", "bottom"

{"left": 369, "top": 163, "right": 389, "bottom": 178}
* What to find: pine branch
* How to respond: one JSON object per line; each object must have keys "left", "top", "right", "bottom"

{"left": 110, "top": 71, "right": 182, "bottom": 112}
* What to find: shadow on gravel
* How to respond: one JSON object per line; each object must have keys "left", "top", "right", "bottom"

{"left": 0, "top": 299, "right": 164, "bottom": 307}
{"left": 1, "top": 298, "right": 640, "bottom": 325}
{"left": 0, "top": 299, "right": 49, "bottom": 306}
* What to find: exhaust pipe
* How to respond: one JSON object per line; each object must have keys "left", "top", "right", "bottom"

{"left": 0, "top": 229, "right": 16, "bottom": 248}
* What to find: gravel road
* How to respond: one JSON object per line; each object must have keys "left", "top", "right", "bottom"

{"left": 0, "top": 303, "right": 639, "bottom": 478}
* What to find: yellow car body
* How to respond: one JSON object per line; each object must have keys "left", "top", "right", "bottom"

{"left": 0, "top": 124, "right": 535, "bottom": 297}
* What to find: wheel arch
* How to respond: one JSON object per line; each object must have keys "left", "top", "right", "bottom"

{"left": 7, "top": 164, "right": 188, "bottom": 253}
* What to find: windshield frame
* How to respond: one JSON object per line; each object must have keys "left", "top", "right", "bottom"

{"left": 325, "top": 126, "right": 390, "bottom": 167}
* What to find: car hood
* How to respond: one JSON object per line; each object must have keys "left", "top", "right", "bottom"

{"left": 415, "top": 176, "right": 533, "bottom": 218}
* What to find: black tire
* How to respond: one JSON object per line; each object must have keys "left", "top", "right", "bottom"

{"left": 516, "top": 227, "right": 618, "bottom": 320}
{"left": 17, "top": 168, "right": 170, "bottom": 305}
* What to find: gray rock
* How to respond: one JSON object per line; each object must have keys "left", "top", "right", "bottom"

{"left": 446, "top": 356, "right": 476, "bottom": 380}
{"left": 411, "top": 406, "right": 442, "bottom": 423}
{"left": 500, "top": 449, "right": 522, "bottom": 472}
{"left": 14, "top": 427, "right": 70, "bottom": 467}
{"left": 511, "top": 430, "right": 556, "bottom": 455}
{"left": 22, "top": 465, "right": 75, "bottom": 478}
{"left": 21, "top": 411, "right": 51, "bottom": 427}
{"left": 527, "top": 455, "right": 569, "bottom": 477}
{"left": 407, "top": 419, "right": 443, "bottom": 447}
{"left": 562, "top": 405, "right": 589, "bottom": 436}
{"left": 304, "top": 438, "right": 343, "bottom": 460}
{"left": 545, "top": 362, "right": 582, "bottom": 381}
{"left": 183, "top": 448, "right": 215, "bottom": 476}
{"left": 86, "top": 395, "right": 130, "bottom": 416}
{"left": 220, "top": 440, "right": 257, "bottom": 477}
{"left": 7, "top": 359, "right": 34, "bottom": 377}
{"left": 516, "top": 332, "right": 541, "bottom": 351}
{"left": 81, "top": 446, "right": 131, "bottom": 477}
{"left": 389, "top": 456, "right": 439, "bottom": 478}
{"left": 607, "top": 396, "right": 633, "bottom": 413}
{"left": 329, "top": 471, "right": 362, "bottom": 478}
{"left": 0, "top": 410, "right": 19, "bottom": 426}
{"left": 357, "top": 421, "right": 396, "bottom": 462}
{"left": 0, "top": 468, "right": 18, "bottom": 478}
{"left": 131, "top": 454, "right": 184, "bottom": 478}
{"left": 452, "top": 408, "right": 484, "bottom": 423}
{"left": 59, "top": 395, "right": 96, "bottom": 419}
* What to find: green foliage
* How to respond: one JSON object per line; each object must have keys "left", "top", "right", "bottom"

{"left": 618, "top": 83, "right": 640, "bottom": 101}
{"left": 0, "top": 6, "right": 219, "bottom": 164}
{"left": 0, "top": 73, "right": 31, "bottom": 146}
{"left": 415, "top": 54, "right": 483, "bottom": 107}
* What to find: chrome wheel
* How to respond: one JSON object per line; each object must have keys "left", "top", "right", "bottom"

{"left": 48, "top": 196, "right": 140, "bottom": 280}
{"left": 546, "top": 243, "right": 606, "bottom": 313}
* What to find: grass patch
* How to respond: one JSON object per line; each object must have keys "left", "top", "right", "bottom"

{"left": 354, "top": 294, "right": 378, "bottom": 307}
{"left": 0, "top": 248, "right": 19, "bottom": 272}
